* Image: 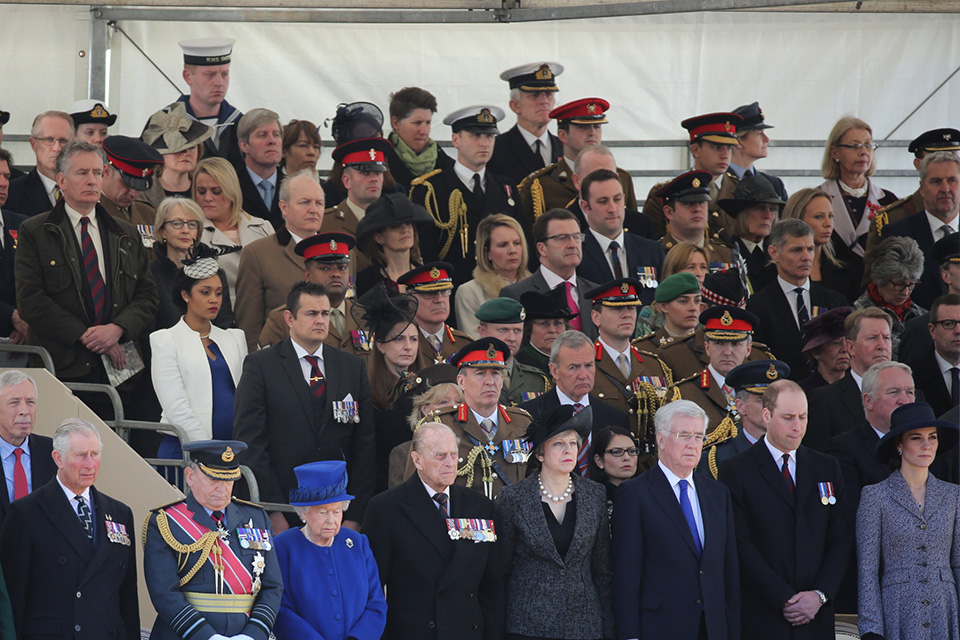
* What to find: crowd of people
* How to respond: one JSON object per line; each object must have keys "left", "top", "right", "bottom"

{"left": 0, "top": 34, "right": 957, "bottom": 640}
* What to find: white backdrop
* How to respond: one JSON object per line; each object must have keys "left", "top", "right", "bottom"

{"left": 1, "top": 4, "right": 957, "bottom": 198}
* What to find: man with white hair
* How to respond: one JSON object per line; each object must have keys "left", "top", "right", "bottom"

{"left": 0, "top": 419, "right": 140, "bottom": 639}
{"left": 613, "top": 400, "right": 740, "bottom": 640}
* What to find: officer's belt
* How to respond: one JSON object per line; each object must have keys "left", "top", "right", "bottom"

{"left": 183, "top": 592, "right": 254, "bottom": 614}
{"left": 461, "top": 431, "right": 512, "bottom": 487}
{"left": 599, "top": 369, "right": 638, "bottom": 404}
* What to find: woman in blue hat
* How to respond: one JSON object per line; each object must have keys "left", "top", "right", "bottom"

{"left": 856, "top": 402, "right": 959, "bottom": 640}
{"left": 274, "top": 461, "right": 387, "bottom": 640}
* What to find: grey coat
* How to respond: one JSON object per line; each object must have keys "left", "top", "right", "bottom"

{"left": 857, "top": 470, "right": 960, "bottom": 640}
{"left": 496, "top": 473, "right": 613, "bottom": 640}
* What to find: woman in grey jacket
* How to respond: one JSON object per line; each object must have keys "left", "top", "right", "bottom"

{"left": 495, "top": 405, "right": 613, "bottom": 640}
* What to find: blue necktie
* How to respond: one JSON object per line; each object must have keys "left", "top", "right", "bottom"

{"left": 678, "top": 479, "right": 702, "bottom": 557}
{"left": 75, "top": 495, "right": 94, "bottom": 541}
{"left": 258, "top": 180, "right": 274, "bottom": 208}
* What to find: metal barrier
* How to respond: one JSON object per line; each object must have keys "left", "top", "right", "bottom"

{"left": 0, "top": 342, "right": 56, "bottom": 375}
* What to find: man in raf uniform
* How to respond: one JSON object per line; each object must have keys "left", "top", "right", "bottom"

{"left": 586, "top": 278, "right": 674, "bottom": 450}
{"left": 728, "top": 102, "right": 788, "bottom": 200}
{"left": 653, "top": 170, "right": 736, "bottom": 270}
{"left": 144, "top": 440, "right": 282, "bottom": 640}
{"left": 410, "top": 338, "right": 533, "bottom": 498}
{"left": 398, "top": 262, "right": 471, "bottom": 364}
{"left": 666, "top": 305, "right": 761, "bottom": 436}
{"left": 518, "top": 98, "right": 636, "bottom": 224}
{"left": 475, "top": 297, "right": 551, "bottom": 405}
{"left": 867, "top": 127, "right": 960, "bottom": 251}
{"left": 411, "top": 105, "right": 519, "bottom": 285}
{"left": 258, "top": 232, "right": 371, "bottom": 358}
{"left": 487, "top": 61, "right": 564, "bottom": 186}
{"left": 698, "top": 359, "right": 790, "bottom": 479}
{"left": 100, "top": 135, "right": 164, "bottom": 247}
{"left": 67, "top": 100, "right": 115, "bottom": 147}
{"left": 633, "top": 272, "right": 701, "bottom": 353}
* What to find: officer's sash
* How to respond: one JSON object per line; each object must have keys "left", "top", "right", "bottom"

{"left": 164, "top": 503, "right": 253, "bottom": 595}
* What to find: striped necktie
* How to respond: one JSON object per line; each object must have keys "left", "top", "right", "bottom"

{"left": 79, "top": 217, "right": 106, "bottom": 324}
{"left": 75, "top": 495, "right": 94, "bottom": 540}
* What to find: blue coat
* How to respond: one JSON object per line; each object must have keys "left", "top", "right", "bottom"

{"left": 274, "top": 526, "right": 386, "bottom": 640}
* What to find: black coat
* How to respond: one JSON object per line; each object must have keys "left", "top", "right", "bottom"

{"left": 907, "top": 347, "right": 956, "bottom": 417}
{"left": 486, "top": 124, "right": 562, "bottom": 187}
{"left": 232, "top": 159, "right": 284, "bottom": 231}
{"left": 385, "top": 142, "right": 451, "bottom": 193}
{"left": 0, "top": 209, "right": 27, "bottom": 335}
{"left": 747, "top": 280, "right": 848, "bottom": 381}
{"left": 6, "top": 169, "right": 52, "bottom": 217}
{"left": 804, "top": 374, "right": 864, "bottom": 451}
{"left": 362, "top": 474, "right": 505, "bottom": 640}
{"left": 0, "top": 477, "right": 139, "bottom": 640}
{"left": 520, "top": 388, "right": 630, "bottom": 436}
{"left": 897, "top": 311, "right": 932, "bottom": 364}
{"left": 718, "top": 440, "right": 852, "bottom": 640}
{"left": 149, "top": 242, "right": 235, "bottom": 331}
{"left": 880, "top": 212, "right": 947, "bottom": 309}
{"left": 233, "top": 338, "right": 375, "bottom": 522}
{"left": 734, "top": 237, "right": 776, "bottom": 293}
{"left": 0, "top": 433, "right": 56, "bottom": 532}
{"left": 576, "top": 230, "right": 665, "bottom": 306}
{"left": 817, "top": 239, "right": 863, "bottom": 304}
{"left": 500, "top": 270, "right": 599, "bottom": 342}
{"left": 613, "top": 465, "right": 740, "bottom": 640}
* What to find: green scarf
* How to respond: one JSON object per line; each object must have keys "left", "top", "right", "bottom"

{"left": 388, "top": 131, "right": 438, "bottom": 177}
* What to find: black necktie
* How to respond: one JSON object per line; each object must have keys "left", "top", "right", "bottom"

{"left": 472, "top": 173, "right": 483, "bottom": 198}
{"left": 533, "top": 140, "right": 545, "bottom": 168}
{"left": 794, "top": 287, "right": 810, "bottom": 327}
{"left": 951, "top": 367, "right": 959, "bottom": 405}
{"left": 609, "top": 241, "right": 624, "bottom": 279}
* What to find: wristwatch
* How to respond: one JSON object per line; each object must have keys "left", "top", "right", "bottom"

{"left": 814, "top": 590, "right": 828, "bottom": 605}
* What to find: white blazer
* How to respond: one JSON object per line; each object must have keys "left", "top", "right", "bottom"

{"left": 149, "top": 319, "right": 248, "bottom": 443}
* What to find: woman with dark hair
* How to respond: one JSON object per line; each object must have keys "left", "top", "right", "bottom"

{"left": 354, "top": 193, "right": 431, "bottom": 296}
{"left": 588, "top": 426, "right": 640, "bottom": 513}
{"left": 496, "top": 405, "right": 614, "bottom": 640}
{"left": 385, "top": 86, "right": 450, "bottom": 191}
{"left": 149, "top": 244, "right": 247, "bottom": 461}
{"left": 353, "top": 284, "right": 425, "bottom": 492}
{"left": 140, "top": 102, "right": 213, "bottom": 207}
{"left": 857, "top": 402, "right": 959, "bottom": 640}
{"left": 281, "top": 119, "right": 321, "bottom": 175}
{"left": 797, "top": 306, "right": 853, "bottom": 393}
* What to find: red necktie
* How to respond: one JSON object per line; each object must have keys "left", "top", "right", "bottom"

{"left": 572, "top": 403, "right": 591, "bottom": 476}
{"left": 80, "top": 217, "right": 106, "bottom": 325}
{"left": 12, "top": 447, "right": 28, "bottom": 500}
{"left": 564, "top": 282, "right": 581, "bottom": 331}
{"left": 781, "top": 453, "right": 794, "bottom": 493}
{"left": 304, "top": 355, "right": 327, "bottom": 403}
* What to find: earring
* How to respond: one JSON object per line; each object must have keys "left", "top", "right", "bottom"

{"left": 897, "top": 449, "right": 902, "bottom": 456}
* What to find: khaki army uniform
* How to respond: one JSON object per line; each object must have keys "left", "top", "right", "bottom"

{"left": 517, "top": 158, "right": 637, "bottom": 227}
{"left": 418, "top": 323, "right": 473, "bottom": 365}
{"left": 100, "top": 196, "right": 157, "bottom": 254}
{"left": 501, "top": 359, "right": 552, "bottom": 406}
{"left": 665, "top": 368, "right": 738, "bottom": 436}
{"left": 643, "top": 171, "right": 739, "bottom": 239}
{"left": 322, "top": 200, "right": 369, "bottom": 273}
{"left": 258, "top": 298, "right": 372, "bottom": 359}
{"left": 865, "top": 189, "right": 923, "bottom": 253}
{"left": 660, "top": 232, "right": 737, "bottom": 270}
{"left": 406, "top": 403, "right": 532, "bottom": 498}
{"left": 657, "top": 326, "right": 775, "bottom": 381}
{"left": 591, "top": 341, "right": 673, "bottom": 444}
{"left": 632, "top": 326, "right": 695, "bottom": 354}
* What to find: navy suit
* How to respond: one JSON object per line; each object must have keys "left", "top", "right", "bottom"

{"left": 0, "top": 433, "right": 56, "bottom": 532}
{"left": 577, "top": 230, "right": 665, "bottom": 306}
{"left": 233, "top": 160, "right": 284, "bottom": 232}
{"left": 0, "top": 209, "right": 28, "bottom": 336}
{"left": 486, "top": 124, "right": 562, "bottom": 187}
{"left": 520, "top": 389, "right": 630, "bottom": 435}
{"left": 907, "top": 347, "right": 956, "bottom": 417}
{"left": 500, "top": 270, "right": 599, "bottom": 341}
{"left": 880, "top": 212, "right": 947, "bottom": 309}
{"left": 6, "top": 169, "right": 52, "bottom": 217}
{"left": 612, "top": 465, "right": 740, "bottom": 640}
{"left": 804, "top": 374, "right": 864, "bottom": 451}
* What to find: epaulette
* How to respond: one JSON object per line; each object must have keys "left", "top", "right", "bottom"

{"left": 429, "top": 403, "right": 460, "bottom": 418}
{"left": 150, "top": 499, "right": 186, "bottom": 513}
{"left": 231, "top": 496, "right": 266, "bottom": 510}
{"left": 635, "top": 348, "right": 675, "bottom": 386}
{"left": 647, "top": 180, "right": 668, "bottom": 193}
{"left": 502, "top": 405, "right": 533, "bottom": 419}
{"left": 751, "top": 341, "right": 776, "bottom": 360}
{"left": 658, "top": 334, "right": 694, "bottom": 352}
{"left": 410, "top": 168, "right": 443, "bottom": 186}
{"left": 874, "top": 194, "right": 911, "bottom": 215}
{"left": 672, "top": 371, "right": 700, "bottom": 387}
{"left": 518, "top": 163, "right": 555, "bottom": 189}
{"left": 633, "top": 331, "right": 657, "bottom": 344}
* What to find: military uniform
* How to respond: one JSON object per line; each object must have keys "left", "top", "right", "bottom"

{"left": 657, "top": 326, "right": 774, "bottom": 381}
{"left": 632, "top": 326, "right": 693, "bottom": 354}
{"left": 502, "top": 358, "right": 552, "bottom": 406}
{"left": 99, "top": 196, "right": 157, "bottom": 251}
{"left": 99, "top": 135, "right": 164, "bottom": 255}
{"left": 666, "top": 368, "right": 738, "bottom": 435}
{"left": 659, "top": 232, "right": 736, "bottom": 270}
{"left": 518, "top": 158, "right": 637, "bottom": 226}
{"left": 866, "top": 189, "right": 923, "bottom": 252}
{"left": 418, "top": 322, "right": 472, "bottom": 365}
{"left": 592, "top": 341, "right": 673, "bottom": 440}
{"left": 258, "top": 298, "right": 372, "bottom": 358}
{"left": 644, "top": 171, "right": 739, "bottom": 240}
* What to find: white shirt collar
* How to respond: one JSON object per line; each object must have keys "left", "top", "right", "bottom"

{"left": 763, "top": 435, "right": 796, "bottom": 464}
{"left": 599, "top": 336, "right": 630, "bottom": 364}
{"left": 658, "top": 459, "right": 695, "bottom": 486}
{"left": 924, "top": 210, "right": 959, "bottom": 239}
{"left": 469, "top": 407, "right": 498, "bottom": 425}
{"left": 420, "top": 476, "right": 450, "bottom": 509}
{"left": 420, "top": 326, "right": 444, "bottom": 342}
{"left": 517, "top": 125, "right": 551, "bottom": 149}
{"left": 869, "top": 424, "right": 886, "bottom": 440}
{"left": 556, "top": 387, "right": 589, "bottom": 406}
{"left": 740, "top": 238, "right": 761, "bottom": 254}
{"left": 38, "top": 172, "right": 58, "bottom": 198}
{"left": 563, "top": 156, "right": 577, "bottom": 170}
{"left": 934, "top": 349, "right": 956, "bottom": 374}
{"left": 743, "top": 428, "right": 759, "bottom": 445}
{"left": 777, "top": 275, "right": 810, "bottom": 296}
{"left": 707, "top": 364, "right": 726, "bottom": 389}
{"left": 291, "top": 338, "right": 324, "bottom": 362}
{"left": 588, "top": 227, "right": 625, "bottom": 253}
{"left": 539, "top": 264, "right": 577, "bottom": 290}
{"left": 57, "top": 475, "right": 92, "bottom": 505}
{"left": 454, "top": 161, "right": 486, "bottom": 192}
{"left": 65, "top": 202, "right": 98, "bottom": 229}
{"left": 849, "top": 368, "right": 864, "bottom": 390}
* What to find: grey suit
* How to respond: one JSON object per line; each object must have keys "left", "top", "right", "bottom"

{"left": 499, "top": 269, "right": 598, "bottom": 341}
{"left": 495, "top": 473, "right": 613, "bottom": 640}
{"left": 856, "top": 470, "right": 959, "bottom": 640}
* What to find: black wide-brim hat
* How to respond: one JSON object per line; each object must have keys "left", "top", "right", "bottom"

{"left": 875, "top": 402, "right": 959, "bottom": 463}
{"left": 524, "top": 404, "right": 592, "bottom": 452}
{"left": 519, "top": 287, "right": 578, "bottom": 321}
{"left": 355, "top": 193, "right": 432, "bottom": 246}
{"left": 717, "top": 174, "right": 785, "bottom": 215}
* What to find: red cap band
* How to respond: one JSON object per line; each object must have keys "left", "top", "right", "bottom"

{"left": 107, "top": 154, "right": 159, "bottom": 178}
{"left": 341, "top": 148, "right": 386, "bottom": 165}
{"left": 302, "top": 238, "right": 351, "bottom": 261}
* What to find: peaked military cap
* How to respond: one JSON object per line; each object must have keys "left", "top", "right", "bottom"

{"left": 499, "top": 61, "right": 563, "bottom": 92}
{"left": 725, "top": 360, "right": 790, "bottom": 394}
{"left": 908, "top": 128, "right": 960, "bottom": 155}
{"left": 67, "top": 99, "right": 117, "bottom": 127}
{"left": 331, "top": 137, "right": 391, "bottom": 173}
{"left": 296, "top": 232, "right": 355, "bottom": 264}
{"left": 449, "top": 338, "right": 510, "bottom": 369}
{"left": 731, "top": 102, "right": 773, "bottom": 132}
{"left": 102, "top": 135, "right": 164, "bottom": 191}
{"left": 443, "top": 105, "right": 505, "bottom": 135}
{"left": 550, "top": 98, "right": 610, "bottom": 125}
{"left": 182, "top": 439, "right": 247, "bottom": 480}
{"left": 654, "top": 170, "right": 713, "bottom": 203}
{"left": 398, "top": 262, "right": 454, "bottom": 292}
{"left": 699, "top": 305, "right": 759, "bottom": 341}
{"left": 681, "top": 112, "right": 743, "bottom": 145}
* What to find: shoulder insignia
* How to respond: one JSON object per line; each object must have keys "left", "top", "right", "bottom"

{"left": 410, "top": 168, "right": 443, "bottom": 186}
{"left": 231, "top": 497, "right": 266, "bottom": 510}
{"left": 873, "top": 209, "right": 889, "bottom": 235}
{"left": 751, "top": 341, "right": 776, "bottom": 360}
{"left": 874, "top": 195, "right": 910, "bottom": 215}
{"left": 648, "top": 180, "right": 668, "bottom": 193}
{"left": 458, "top": 403, "right": 469, "bottom": 423}
{"left": 150, "top": 499, "right": 186, "bottom": 513}
{"left": 633, "top": 331, "right": 656, "bottom": 343}
{"left": 700, "top": 369, "right": 711, "bottom": 389}
{"left": 630, "top": 346, "right": 644, "bottom": 363}
{"left": 503, "top": 405, "right": 533, "bottom": 419}
{"left": 518, "top": 164, "right": 556, "bottom": 189}
{"left": 595, "top": 341, "right": 604, "bottom": 361}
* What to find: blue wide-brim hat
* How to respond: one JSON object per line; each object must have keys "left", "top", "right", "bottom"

{"left": 290, "top": 461, "right": 354, "bottom": 507}
{"left": 875, "top": 402, "right": 959, "bottom": 463}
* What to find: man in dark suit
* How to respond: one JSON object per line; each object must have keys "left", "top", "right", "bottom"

{"left": 719, "top": 380, "right": 852, "bottom": 640}
{"left": 234, "top": 280, "right": 375, "bottom": 532}
{"left": 233, "top": 108, "right": 284, "bottom": 230}
{"left": 823, "top": 361, "right": 914, "bottom": 614}
{"left": 0, "top": 149, "right": 28, "bottom": 341}
{"left": 748, "top": 219, "right": 847, "bottom": 380}
{"left": 805, "top": 307, "right": 893, "bottom": 450}
{"left": 0, "top": 371, "right": 56, "bottom": 531}
{"left": 613, "top": 400, "right": 740, "bottom": 640}
{"left": 486, "top": 61, "right": 563, "bottom": 187}
{"left": 6, "top": 110, "right": 75, "bottom": 216}
{"left": 501, "top": 208, "right": 598, "bottom": 340}
{"left": 0, "top": 419, "right": 139, "bottom": 640}
{"left": 906, "top": 293, "right": 959, "bottom": 416}
{"left": 363, "top": 421, "right": 505, "bottom": 640}
{"left": 880, "top": 151, "right": 958, "bottom": 308}
{"left": 576, "top": 169, "right": 665, "bottom": 306}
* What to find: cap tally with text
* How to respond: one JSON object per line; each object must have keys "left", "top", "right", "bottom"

{"left": 680, "top": 112, "right": 743, "bottom": 145}
{"left": 443, "top": 105, "right": 505, "bottom": 135}
{"left": 586, "top": 278, "right": 643, "bottom": 307}
{"left": 296, "top": 232, "right": 355, "bottom": 264}
{"left": 179, "top": 37, "right": 235, "bottom": 66}
{"left": 731, "top": 102, "right": 773, "bottom": 132}
{"left": 933, "top": 232, "right": 960, "bottom": 266}
{"left": 519, "top": 289, "right": 577, "bottom": 321}
{"left": 67, "top": 99, "right": 117, "bottom": 127}
{"left": 655, "top": 272, "right": 701, "bottom": 303}
{"left": 653, "top": 170, "right": 713, "bottom": 204}
{"left": 475, "top": 297, "right": 526, "bottom": 324}
{"left": 908, "top": 128, "right": 960, "bottom": 155}
{"left": 331, "top": 137, "right": 391, "bottom": 173}
{"left": 102, "top": 135, "right": 164, "bottom": 191}
{"left": 182, "top": 439, "right": 247, "bottom": 481}
{"left": 397, "top": 262, "right": 454, "bottom": 292}
{"left": 725, "top": 360, "right": 790, "bottom": 395}
{"left": 550, "top": 98, "right": 610, "bottom": 125}
{"left": 449, "top": 338, "right": 509, "bottom": 370}
{"left": 699, "top": 305, "right": 759, "bottom": 341}
{"left": 499, "top": 61, "right": 564, "bottom": 92}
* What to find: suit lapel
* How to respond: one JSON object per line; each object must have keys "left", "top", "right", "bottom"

{"left": 323, "top": 347, "right": 343, "bottom": 408}
{"left": 703, "top": 375, "right": 730, "bottom": 414}
{"left": 279, "top": 340, "right": 315, "bottom": 426}
{"left": 518, "top": 479, "right": 565, "bottom": 566}
{"left": 37, "top": 480, "right": 95, "bottom": 561}
{"left": 838, "top": 375, "right": 864, "bottom": 422}
{"left": 81, "top": 487, "right": 117, "bottom": 584}
{"left": 438, "top": 487, "right": 491, "bottom": 590}
{"left": 697, "top": 478, "right": 723, "bottom": 560}
{"left": 793, "top": 448, "right": 818, "bottom": 509}
{"left": 581, "top": 232, "right": 612, "bottom": 282}
{"left": 400, "top": 476, "right": 452, "bottom": 558}
{"left": 753, "top": 438, "right": 795, "bottom": 507}
{"left": 650, "top": 468, "right": 701, "bottom": 558}
{"left": 531, "top": 270, "right": 550, "bottom": 293}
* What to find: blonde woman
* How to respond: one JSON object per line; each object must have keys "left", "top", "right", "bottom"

{"left": 455, "top": 214, "right": 532, "bottom": 338}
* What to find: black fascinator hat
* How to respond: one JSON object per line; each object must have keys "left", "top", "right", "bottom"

{"left": 351, "top": 282, "right": 419, "bottom": 343}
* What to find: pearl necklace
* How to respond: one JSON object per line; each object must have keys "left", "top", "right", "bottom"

{"left": 539, "top": 474, "right": 573, "bottom": 502}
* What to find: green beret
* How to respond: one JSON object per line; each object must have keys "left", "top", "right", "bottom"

{"left": 475, "top": 297, "right": 526, "bottom": 324}
{"left": 654, "top": 272, "right": 701, "bottom": 303}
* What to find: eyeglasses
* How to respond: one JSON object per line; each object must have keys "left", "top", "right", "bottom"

{"left": 933, "top": 319, "right": 959, "bottom": 330}
{"left": 605, "top": 447, "right": 640, "bottom": 458}
{"left": 33, "top": 136, "right": 71, "bottom": 148}
{"left": 542, "top": 232, "right": 586, "bottom": 244}
{"left": 888, "top": 280, "right": 919, "bottom": 292}
{"left": 163, "top": 220, "right": 202, "bottom": 230}
{"left": 835, "top": 142, "right": 878, "bottom": 151}
{"left": 669, "top": 430, "right": 706, "bottom": 443}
